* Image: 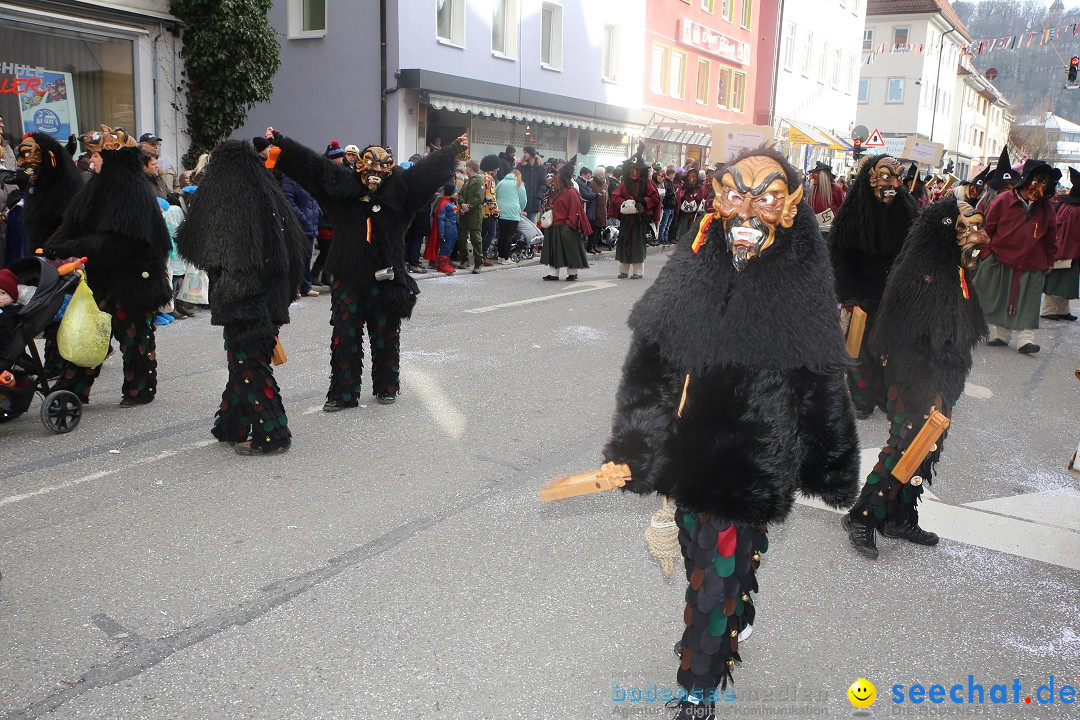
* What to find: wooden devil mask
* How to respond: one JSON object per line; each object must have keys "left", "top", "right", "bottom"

{"left": 713, "top": 155, "right": 802, "bottom": 271}
{"left": 81, "top": 124, "right": 136, "bottom": 153}
{"left": 15, "top": 135, "right": 49, "bottom": 176}
{"left": 955, "top": 202, "right": 989, "bottom": 269}
{"left": 357, "top": 145, "right": 395, "bottom": 191}
{"left": 868, "top": 156, "right": 903, "bottom": 204}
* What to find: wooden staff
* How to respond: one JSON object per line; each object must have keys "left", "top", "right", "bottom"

{"left": 845, "top": 306, "right": 868, "bottom": 359}
{"left": 891, "top": 410, "right": 950, "bottom": 484}
{"left": 539, "top": 462, "right": 631, "bottom": 502}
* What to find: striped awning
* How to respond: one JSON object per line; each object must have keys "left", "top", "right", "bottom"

{"left": 427, "top": 94, "right": 633, "bottom": 135}
{"left": 784, "top": 119, "right": 832, "bottom": 147}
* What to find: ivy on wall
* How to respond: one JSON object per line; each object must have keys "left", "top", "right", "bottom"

{"left": 170, "top": 0, "right": 280, "bottom": 167}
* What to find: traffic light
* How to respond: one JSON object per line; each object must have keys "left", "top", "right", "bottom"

{"left": 1069, "top": 56, "right": 1078, "bottom": 83}
{"left": 853, "top": 138, "right": 864, "bottom": 160}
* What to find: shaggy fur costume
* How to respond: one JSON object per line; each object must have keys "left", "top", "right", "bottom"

{"left": 176, "top": 140, "right": 306, "bottom": 351}
{"left": 269, "top": 136, "right": 463, "bottom": 318}
{"left": 44, "top": 146, "right": 171, "bottom": 315}
{"left": 871, "top": 197, "right": 989, "bottom": 413}
{"left": 605, "top": 149, "right": 860, "bottom": 525}
{"left": 19, "top": 133, "right": 84, "bottom": 249}
{"left": 829, "top": 154, "right": 916, "bottom": 305}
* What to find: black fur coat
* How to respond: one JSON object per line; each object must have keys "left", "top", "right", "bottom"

{"left": 870, "top": 197, "right": 989, "bottom": 411}
{"left": 175, "top": 140, "right": 306, "bottom": 351}
{"left": 44, "top": 147, "right": 172, "bottom": 315}
{"left": 272, "top": 137, "right": 461, "bottom": 318}
{"left": 20, "top": 133, "right": 84, "bottom": 249}
{"left": 603, "top": 177, "right": 860, "bottom": 525}
{"left": 829, "top": 154, "right": 917, "bottom": 305}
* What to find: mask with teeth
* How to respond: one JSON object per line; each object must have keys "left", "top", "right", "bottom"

{"left": 955, "top": 205, "right": 990, "bottom": 269}
{"left": 714, "top": 156, "right": 803, "bottom": 271}
{"left": 14, "top": 135, "right": 45, "bottom": 178}
{"left": 357, "top": 145, "right": 395, "bottom": 191}
{"left": 869, "top": 157, "right": 903, "bottom": 204}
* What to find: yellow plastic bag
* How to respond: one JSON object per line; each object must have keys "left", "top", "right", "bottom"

{"left": 57, "top": 275, "right": 112, "bottom": 368}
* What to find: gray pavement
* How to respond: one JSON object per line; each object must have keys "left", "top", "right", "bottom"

{"left": 1, "top": 250, "right": 1078, "bottom": 719}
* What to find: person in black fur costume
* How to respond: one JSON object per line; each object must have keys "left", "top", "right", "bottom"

{"left": 176, "top": 140, "right": 306, "bottom": 455}
{"left": 602, "top": 148, "right": 860, "bottom": 718}
{"left": 263, "top": 127, "right": 465, "bottom": 410}
{"left": 829, "top": 154, "right": 917, "bottom": 419}
{"left": 843, "top": 194, "right": 989, "bottom": 559}
{"left": 14, "top": 133, "right": 84, "bottom": 250}
{"left": 43, "top": 125, "right": 172, "bottom": 406}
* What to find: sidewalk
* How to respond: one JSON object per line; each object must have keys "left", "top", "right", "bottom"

{"left": 408, "top": 243, "right": 677, "bottom": 280}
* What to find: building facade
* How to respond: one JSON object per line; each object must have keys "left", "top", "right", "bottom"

{"left": 772, "top": 0, "right": 866, "bottom": 174}
{"left": 643, "top": 0, "right": 761, "bottom": 167}
{"left": 240, "top": 0, "right": 649, "bottom": 170}
{"left": 857, "top": 0, "right": 970, "bottom": 168}
{"left": 0, "top": 0, "right": 185, "bottom": 175}
{"left": 947, "top": 54, "right": 1010, "bottom": 179}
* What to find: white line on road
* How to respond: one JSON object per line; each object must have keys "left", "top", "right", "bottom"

{"left": 406, "top": 367, "right": 465, "bottom": 440}
{"left": 465, "top": 279, "right": 617, "bottom": 314}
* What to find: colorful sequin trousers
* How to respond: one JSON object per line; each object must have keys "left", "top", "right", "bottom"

{"left": 327, "top": 279, "right": 401, "bottom": 403}
{"left": 53, "top": 296, "right": 157, "bottom": 404}
{"left": 847, "top": 388, "right": 953, "bottom": 529}
{"left": 676, "top": 508, "right": 767, "bottom": 694}
{"left": 211, "top": 331, "right": 291, "bottom": 451}
{"left": 845, "top": 303, "right": 887, "bottom": 415}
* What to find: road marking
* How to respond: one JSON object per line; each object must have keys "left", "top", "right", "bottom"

{"left": 465, "top": 279, "right": 616, "bottom": 314}
{"left": 964, "top": 382, "right": 994, "bottom": 399}
{"left": 302, "top": 405, "right": 323, "bottom": 415}
{"left": 963, "top": 488, "right": 1080, "bottom": 532}
{"left": 407, "top": 367, "right": 465, "bottom": 440}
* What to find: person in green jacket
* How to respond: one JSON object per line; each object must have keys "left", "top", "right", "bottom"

{"left": 495, "top": 168, "right": 527, "bottom": 263}
{"left": 457, "top": 159, "right": 485, "bottom": 272}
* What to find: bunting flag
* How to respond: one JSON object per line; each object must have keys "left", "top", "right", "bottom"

{"left": 860, "top": 21, "right": 1080, "bottom": 67}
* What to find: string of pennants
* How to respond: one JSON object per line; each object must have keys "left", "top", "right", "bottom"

{"left": 865, "top": 22, "right": 1080, "bottom": 65}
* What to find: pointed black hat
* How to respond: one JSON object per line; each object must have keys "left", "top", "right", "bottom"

{"left": 1061, "top": 167, "right": 1080, "bottom": 205}
{"left": 987, "top": 147, "right": 1015, "bottom": 190}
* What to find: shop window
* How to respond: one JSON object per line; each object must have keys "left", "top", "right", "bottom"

{"left": 437, "top": 0, "right": 465, "bottom": 46}
{"left": 288, "top": 0, "right": 326, "bottom": 38}
{"left": 541, "top": 2, "right": 563, "bottom": 69}
{"left": 651, "top": 43, "right": 668, "bottom": 94}
{"left": 741, "top": 0, "right": 752, "bottom": 30}
{"left": 602, "top": 25, "right": 619, "bottom": 82}
{"left": 887, "top": 77, "right": 904, "bottom": 103}
{"left": 732, "top": 71, "right": 745, "bottom": 111}
{"left": 0, "top": 20, "right": 135, "bottom": 141}
{"left": 669, "top": 50, "right": 686, "bottom": 99}
{"left": 695, "top": 59, "right": 710, "bottom": 104}
{"left": 492, "top": 0, "right": 518, "bottom": 58}
{"left": 783, "top": 22, "right": 795, "bottom": 70}
{"left": 858, "top": 78, "right": 870, "bottom": 103}
{"left": 717, "top": 66, "right": 732, "bottom": 108}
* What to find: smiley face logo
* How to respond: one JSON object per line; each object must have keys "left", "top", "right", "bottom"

{"left": 847, "top": 678, "right": 876, "bottom": 708}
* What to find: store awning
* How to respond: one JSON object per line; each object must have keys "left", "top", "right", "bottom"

{"left": 783, "top": 119, "right": 832, "bottom": 147}
{"left": 427, "top": 94, "right": 634, "bottom": 135}
{"left": 817, "top": 128, "right": 853, "bottom": 152}
{"left": 641, "top": 109, "right": 714, "bottom": 147}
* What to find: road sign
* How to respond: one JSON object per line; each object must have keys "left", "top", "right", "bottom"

{"left": 851, "top": 125, "right": 869, "bottom": 143}
{"left": 865, "top": 128, "right": 885, "bottom": 147}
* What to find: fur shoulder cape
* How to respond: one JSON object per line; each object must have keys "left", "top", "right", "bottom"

{"left": 871, "top": 197, "right": 989, "bottom": 410}
{"left": 829, "top": 154, "right": 917, "bottom": 257}
{"left": 21, "top": 132, "right": 85, "bottom": 249}
{"left": 627, "top": 201, "right": 850, "bottom": 375}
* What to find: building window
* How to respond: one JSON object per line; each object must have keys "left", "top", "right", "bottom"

{"left": 846, "top": 54, "right": 855, "bottom": 94}
{"left": 893, "top": 26, "right": 909, "bottom": 47}
{"left": 722, "top": 0, "right": 734, "bottom": 22}
{"left": 492, "top": 0, "right": 518, "bottom": 58}
{"left": 651, "top": 43, "right": 668, "bottom": 94}
{"left": 695, "top": 59, "right": 710, "bottom": 103}
{"left": 858, "top": 77, "right": 870, "bottom": 103}
{"left": 717, "top": 65, "right": 732, "bottom": 108}
{"left": 702, "top": 0, "right": 715, "bottom": 12}
{"left": 783, "top": 22, "right": 795, "bottom": 70}
{"left": 541, "top": 2, "right": 563, "bottom": 69}
{"left": 802, "top": 30, "right": 813, "bottom": 78}
{"left": 436, "top": 0, "right": 465, "bottom": 46}
{"left": 818, "top": 40, "right": 828, "bottom": 84}
{"left": 670, "top": 50, "right": 687, "bottom": 99}
{"left": 288, "top": 0, "right": 327, "bottom": 38}
{"left": 832, "top": 48, "right": 842, "bottom": 88}
{"left": 862, "top": 28, "right": 874, "bottom": 52}
{"left": 732, "top": 70, "right": 746, "bottom": 111}
{"left": 741, "top": 0, "right": 752, "bottom": 29}
{"left": 887, "top": 77, "right": 904, "bottom": 103}
{"left": 602, "top": 25, "right": 619, "bottom": 81}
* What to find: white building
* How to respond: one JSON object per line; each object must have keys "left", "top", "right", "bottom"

{"left": 0, "top": 0, "right": 186, "bottom": 175}
{"left": 774, "top": 0, "right": 868, "bottom": 173}
{"left": 1016, "top": 112, "right": 1080, "bottom": 180}
{"left": 857, "top": 0, "right": 970, "bottom": 168}
{"left": 947, "top": 54, "right": 1010, "bottom": 179}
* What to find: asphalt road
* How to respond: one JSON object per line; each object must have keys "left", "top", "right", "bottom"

{"left": 1, "top": 250, "right": 1078, "bottom": 720}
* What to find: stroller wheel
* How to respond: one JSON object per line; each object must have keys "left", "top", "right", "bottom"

{"left": 41, "top": 390, "right": 81, "bottom": 434}
{"left": 510, "top": 250, "right": 521, "bottom": 263}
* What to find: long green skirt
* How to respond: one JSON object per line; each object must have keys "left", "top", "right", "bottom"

{"left": 973, "top": 255, "right": 1043, "bottom": 329}
{"left": 616, "top": 217, "right": 648, "bottom": 264}
{"left": 540, "top": 224, "right": 589, "bottom": 269}
{"left": 1044, "top": 262, "right": 1080, "bottom": 299}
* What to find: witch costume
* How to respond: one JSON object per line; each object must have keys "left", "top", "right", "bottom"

{"left": 609, "top": 143, "right": 661, "bottom": 279}
{"left": 603, "top": 149, "right": 859, "bottom": 718}
{"left": 844, "top": 195, "right": 989, "bottom": 559}
{"left": 828, "top": 154, "right": 917, "bottom": 417}
{"left": 43, "top": 126, "right": 172, "bottom": 406}
{"left": 265, "top": 129, "right": 463, "bottom": 410}
{"left": 539, "top": 155, "right": 591, "bottom": 281}
{"left": 1041, "top": 166, "right": 1080, "bottom": 321}
{"left": 175, "top": 140, "right": 306, "bottom": 455}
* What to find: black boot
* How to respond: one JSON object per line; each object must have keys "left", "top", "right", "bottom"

{"left": 882, "top": 520, "right": 939, "bottom": 546}
{"left": 842, "top": 514, "right": 879, "bottom": 559}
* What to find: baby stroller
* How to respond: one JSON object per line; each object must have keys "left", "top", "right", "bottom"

{"left": 0, "top": 256, "right": 86, "bottom": 433}
{"left": 484, "top": 217, "right": 543, "bottom": 263}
